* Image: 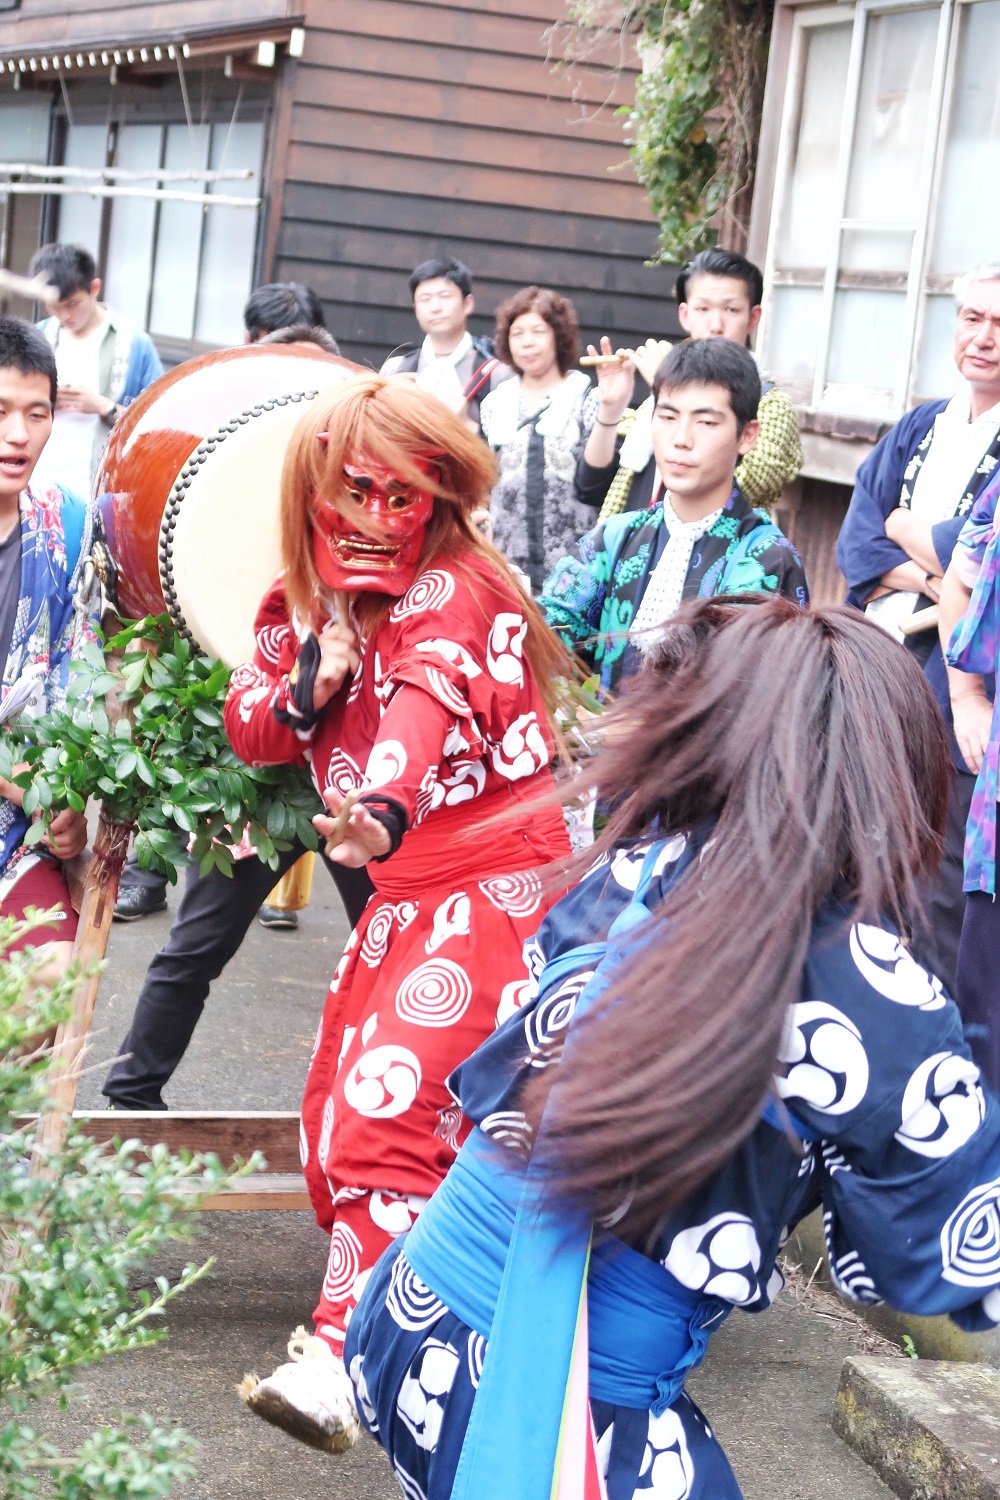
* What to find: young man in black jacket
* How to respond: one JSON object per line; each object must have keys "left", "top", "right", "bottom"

{"left": 380, "top": 256, "right": 511, "bottom": 433}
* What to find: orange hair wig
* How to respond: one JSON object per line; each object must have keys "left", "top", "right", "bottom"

{"left": 279, "top": 372, "right": 575, "bottom": 719}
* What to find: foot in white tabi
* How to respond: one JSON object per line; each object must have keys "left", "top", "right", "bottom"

{"left": 240, "top": 1325, "right": 360, "bottom": 1453}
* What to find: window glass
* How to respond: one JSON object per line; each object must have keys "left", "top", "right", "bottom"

{"left": 930, "top": 0, "right": 1000, "bottom": 275}
{"left": 824, "top": 288, "right": 907, "bottom": 412}
{"left": 148, "top": 124, "right": 211, "bottom": 341}
{"left": 915, "top": 293, "right": 961, "bottom": 401}
{"left": 843, "top": 6, "right": 939, "bottom": 226}
{"left": 57, "top": 123, "right": 107, "bottom": 250}
{"left": 193, "top": 121, "right": 263, "bottom": 345}
{"left": 0, "top": 95, "right": 51, "bottom": 160}
{"left": 103, "top": 125, "right": 163, "bottom": 328}
{"left": 774, "top": 22, "right": 853, "bottom": 270}
{"left": 0, "top": 94, "right": 51, "bottom": 306}
{"left": 763, "top": 286, "right": 823, "bottom": 406}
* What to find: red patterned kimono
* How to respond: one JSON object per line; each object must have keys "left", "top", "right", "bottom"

{"left": 225, "top": 552, "right": 569, "bottom": 1352}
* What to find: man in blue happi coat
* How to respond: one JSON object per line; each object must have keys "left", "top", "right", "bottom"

{"left": 0, "top": 316, "right": 99, "bottom": 986}
{"left": 837, "top": 263, "right": 1000, "bottom": 993}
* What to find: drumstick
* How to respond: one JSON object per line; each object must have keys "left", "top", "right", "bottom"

{"left": 580, "top": 354, "right": 627, "bottom": 367}
{"left": 899, "top": 605, "right": 939, "bottom": 636}
{"left": 335, "top": 592, "right": 350, "bottom": 630}
{"left": 323, "top": 789, "right": 360, "bottom": 857}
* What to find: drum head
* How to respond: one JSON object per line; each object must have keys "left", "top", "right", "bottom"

{"left": 163, "top": 390, "right": 324, "bottom": 667}
{"left": 97, "top": 344, "right": 360, "bottom": 658}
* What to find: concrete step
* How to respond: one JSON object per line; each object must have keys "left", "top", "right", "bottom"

{"left": 835, "top": 1356, "right": 1000, "bottom": 1499}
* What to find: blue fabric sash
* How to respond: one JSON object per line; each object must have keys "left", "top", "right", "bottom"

{"left": 409, "top": 838, "right": 813, "bottom": 1499}
{"left": 405, "top": 1126, "right": 730, "bottom": 1414}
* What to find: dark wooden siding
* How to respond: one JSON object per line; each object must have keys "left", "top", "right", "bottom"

{"left": 0, "top": 0, "right": 296, "bottom": 49}
{"left": 270, "top": 0, "right": 677, "bottom": 371}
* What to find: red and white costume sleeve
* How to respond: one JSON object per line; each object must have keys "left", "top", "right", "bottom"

{"left": 225, "top": 554, "right": 570, "bottom": 1355}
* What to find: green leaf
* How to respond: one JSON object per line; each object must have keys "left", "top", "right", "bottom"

{"left": 22, "top": 819, "right": 47, "bottom": 845}
{"left": 135, "top": 754, "right": 157, "bottom": 787}
{"left": 21, "top": 784, "right": 39, "bottom": 817}
{"left": 114, "top": 718, "right": 133, "bottom": 743}
{"left": 64, "top": 789, "right": 85, "bottom": 813}
{"left": 116, "top": 750, "right": 138, "bottom": 779}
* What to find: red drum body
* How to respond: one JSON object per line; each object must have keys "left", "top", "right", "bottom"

{"left": 96, "top": 343, "right": 361, "bottom": 667}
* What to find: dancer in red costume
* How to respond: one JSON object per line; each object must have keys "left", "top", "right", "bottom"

{"left": 229, "top": 373, "right": 572, "bottom": 1452}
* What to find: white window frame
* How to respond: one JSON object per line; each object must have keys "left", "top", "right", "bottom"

{"left": 756, "top": 0, "right": 992, "bottom": 419}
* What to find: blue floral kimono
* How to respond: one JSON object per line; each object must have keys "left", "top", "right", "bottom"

{"left": 0, "top": 485, "right": 98, "bottom": 879}
{"left": 540, "top": 490, "right": 808, "bottom": 694}
{"left": 347, "top": 832, "right": 1000, "bottom": 1500}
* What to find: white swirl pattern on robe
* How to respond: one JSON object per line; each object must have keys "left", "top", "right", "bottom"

{"left": 389, "top": 570, "right": 456, "bottom": 621}
{"left": 397, "top": 1339, "right": 461, "bottom": 1453}
{"left": 524, "top": 970, "right": 595, "bottom": 1066}
{"left": 940, "top": 1176, "right": 1000, "bottom": 1287}
{"left": 479, "top": 871, "right": 543, "bottom": 918}
{"left": 387, "top": 1254, "right": 446, "bottom": 1331}
{"left": 895, "top": 1052, "right": 986, "bottom": 1159}
{"left": 849, "top": 924, "right": 947, "bottom": 1010}
{"left": 777, "top": 1001, "right": 870, "bottom": 1114}
{"left": 323, "top": 1221, "right": 364, "bottom": 1303}
{"left": 343, "top": 1043, "right": 422, "bottom": 1118}
{"left": 395, "top": 959, "right": 473, "bottom": 1028}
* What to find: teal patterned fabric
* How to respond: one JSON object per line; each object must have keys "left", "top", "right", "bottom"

{"left": 540, "top": 489, "right": 809, "bottom": 693}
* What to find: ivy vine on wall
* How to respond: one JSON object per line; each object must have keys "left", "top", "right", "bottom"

{"left": 567, "top": 0, "right": 773, "bottom": 262}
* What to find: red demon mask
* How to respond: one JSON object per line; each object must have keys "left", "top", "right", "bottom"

{"left": 311, "top": 445, "right": 440, "bottom": 595}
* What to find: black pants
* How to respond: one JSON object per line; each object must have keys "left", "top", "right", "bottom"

{"left": 912, "top": 766, "right": 975, "bottom": 999}
{"left": 955, "top": 892, "right": 1000, "bottom": 1093}
{"left": 102, "top": 842, "right": 373, "bottom": 1109}
{"left": 119, "top": 850, "right": 169, "bottom": 894}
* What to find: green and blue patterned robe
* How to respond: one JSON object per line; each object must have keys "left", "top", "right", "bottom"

{"left": 541, "top": 488, "right": 809, "bottom": 693}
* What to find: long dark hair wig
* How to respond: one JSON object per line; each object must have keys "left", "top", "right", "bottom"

{"left": 526, "top": 595, "right": 951, "bottom": 1242}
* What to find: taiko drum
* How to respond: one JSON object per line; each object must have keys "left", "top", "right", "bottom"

{"left": 96, "top": 343, "right": 361, "bottom": 667}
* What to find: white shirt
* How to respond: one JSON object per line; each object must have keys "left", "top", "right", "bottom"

{"left": 867, "top": 386, "right": 1000, "bottom": 640}
{"left": 630, "top": 496, "right": 722, "bottom": 649}
{"left": 413, "top": 331, "right": 474, "bottom": 411}
{"left": 31, "top": 315, "right": 109, "bottom": 501}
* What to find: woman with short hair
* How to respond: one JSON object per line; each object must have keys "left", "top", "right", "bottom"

{"left": 481, "top": 286, "right": 598, "bottom": 593}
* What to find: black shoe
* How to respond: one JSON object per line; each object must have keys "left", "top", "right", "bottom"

{"left": 258, "top": 903, "right": 299, "bottom": 931}
{"left": 113, "top": 884, "right": 168, "bottom": 922}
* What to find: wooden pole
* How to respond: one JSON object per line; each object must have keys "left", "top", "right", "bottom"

{"left": 34, "top": 810, "right": 133, "bottom": 1158}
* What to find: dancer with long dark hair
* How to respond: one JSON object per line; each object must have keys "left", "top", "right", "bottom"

{"left": 227, "top": 374, "right": 572, "bottom": 1448}
{"left": 346, "top": 596, "right": 1000, "bottom": 1500}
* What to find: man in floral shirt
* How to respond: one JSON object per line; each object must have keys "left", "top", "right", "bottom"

{"left": 0, "top": 317, "right": 97, "bottom": 972}
{"left": 541, "top": 339, "right": 808, "bottom": 695}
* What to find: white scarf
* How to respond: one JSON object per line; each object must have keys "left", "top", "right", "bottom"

{"left": 630, "top": 497, "right": 722, "bottom": 649}
{"left": 480, "top": 369, "right": 592, "bottom": 450}
{"left": 415, "top": 332, "right": 474, "bottom": 408}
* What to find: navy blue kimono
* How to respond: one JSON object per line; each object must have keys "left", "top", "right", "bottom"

{"left": 836, "top": 399, "right": 998, "bottom": 763}
{"left": 347, "top": 833, "right": 1000, "bottom": 1500}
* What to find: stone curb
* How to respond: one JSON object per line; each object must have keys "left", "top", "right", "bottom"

{"left": 834, "top": 1356, "right": 1000, "bottom": 1499}
{"left": 788, "top": 1212, "right": 1000, "bottom": 1367}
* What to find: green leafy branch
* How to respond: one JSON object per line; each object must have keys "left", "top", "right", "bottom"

{"left": 0, "top": 919, "right": 258, "bottom": 1497}
{"left": 567, "top": 0, "right": 772, "bottom": 261}
{"left": 0, "top": 615, "right": 320, "bottom": 883}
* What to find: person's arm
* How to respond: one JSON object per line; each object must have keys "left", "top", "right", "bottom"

{"left": 939, "top": 563, "right": 992, "bottom": 773}
{"left": 539, "top": 526, "right": 610, "bottom": 668}
{"left": 224, "top": 588, "right": 357, "bottom": 768}
{"left": 836, "top": 410, "right": 940, "bottom": 606}
{"left": 734, "top": 386, "right": 803, "bottom": 509}
{"left": 785, "top": 920, "right": 1000, "bottom": 1331}
{"left": 580, "top": 337, "right": 635, "bottom": 473}
{"left": 883, "top": 507, "right": 946, "bottom": 579}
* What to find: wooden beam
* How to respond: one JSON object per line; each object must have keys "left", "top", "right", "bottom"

{"left": 72, "top": 1110, "right": 303, "bottom": 1174}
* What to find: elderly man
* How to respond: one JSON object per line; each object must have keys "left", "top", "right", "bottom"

{"left": 838, "top": 263, "right": 1000, "bottom": 993}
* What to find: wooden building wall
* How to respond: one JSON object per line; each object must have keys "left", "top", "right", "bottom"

{"left": 0, "top": 0, "right": 295, "bottom": 48}
{"left": 268, "top": 0, "right": 678, "bottom": 370}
